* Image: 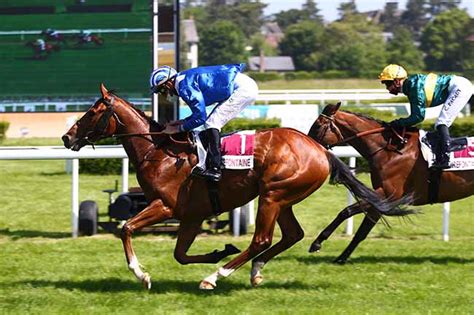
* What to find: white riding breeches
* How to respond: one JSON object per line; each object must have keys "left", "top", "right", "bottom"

{"left": 205, "top": 73, "right": 258, "bottom": 131}
{"left": 436, "top": 75, "right": 473, "bottom": 127}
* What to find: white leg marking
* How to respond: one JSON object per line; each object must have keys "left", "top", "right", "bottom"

{"left": 251, "top": 261, "right": 265, "bottom": 287}
{"left": 128, "top": 256, "right": 145, "bottom": 280}
{"left": 200, "top": 267, "right": 235, "bottom": 289}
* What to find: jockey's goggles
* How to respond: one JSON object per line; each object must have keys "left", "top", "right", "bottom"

{"left": 151, "top": 84, "right": 168, "bottom": 95}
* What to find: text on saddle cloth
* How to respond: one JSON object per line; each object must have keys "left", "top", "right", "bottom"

{"left": 419, "top": 130, "right": 474, "bottom": 171}
{"left": 194, "top": 130, "right": 256, "bottom": 170}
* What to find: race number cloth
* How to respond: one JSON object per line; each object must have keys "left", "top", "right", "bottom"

{"left": 221, "top": 130, "right": 255, "bottom": 169}
{"left": 419, "top": 130, "right": 474, "bottom": 170}
{"left": 194, "top": 130, "right": 255, "bottom": 170}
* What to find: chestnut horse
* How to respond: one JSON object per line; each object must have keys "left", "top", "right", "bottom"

{"left": 62, "top": 85, "right": 411, "bottom": 290}
{"left": 25, "top": 41, "right": 60, "bottom": 60}
{"left": 308, "top": 103, "right": 474, "bottom": 263}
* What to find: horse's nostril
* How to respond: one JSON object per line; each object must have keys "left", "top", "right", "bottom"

{"left": 62, "top": 134, "right": 71, "bottom": 148}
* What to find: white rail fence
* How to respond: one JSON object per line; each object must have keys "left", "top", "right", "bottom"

{"left": 0, "top": 145, "right": 451, "bottom": 241}
{"left": 0, "top": 28, "right": 153, "bottom": 40}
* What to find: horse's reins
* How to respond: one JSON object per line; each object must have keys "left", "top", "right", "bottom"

{"left": 319, "top": 113, "right": 407, "bottom": 155}
{"left": 83, "top": 96, "right": 192, "bottom": 146}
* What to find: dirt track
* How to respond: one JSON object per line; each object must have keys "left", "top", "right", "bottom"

{"left": 0, "top": 112, "right": 81, "bottom": 138}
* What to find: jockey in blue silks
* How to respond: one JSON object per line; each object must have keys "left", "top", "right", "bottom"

{"left": 150, "top": 64, "right": 259, "bottom": 182}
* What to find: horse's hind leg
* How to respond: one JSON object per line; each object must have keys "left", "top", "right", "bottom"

{"left": 120, "top": 198, "right": 173, "bottom": 290}
{"left": 309, "top": 201, "right": 367, "bottom": 253}
{"left": 199, "top": 199, "right": 280, "bottom": 290}
{"left": 334, "top": 209, "right": 381, "bottom": 264}
{"left": 250, "top": 206, "right": 304, "bottom": 287}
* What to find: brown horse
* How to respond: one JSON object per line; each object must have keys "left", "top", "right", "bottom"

{"left": 74, "top": 34, "right": 104, "bottom": 47}
{"left": 25, "top": 40, "right": 60, "bottom": 59}
{"left": 62, "top": 85, "right": 411, "bottom": 290}
{"left": 307, "top": 103, "right": 474, "bottom": 263}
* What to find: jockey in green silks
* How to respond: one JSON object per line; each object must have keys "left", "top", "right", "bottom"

{"left": 379, "top": 64, "right": 473, "bottom": 169}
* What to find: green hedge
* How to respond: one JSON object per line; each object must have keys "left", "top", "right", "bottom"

{"left": 79, "top": 137, "right": 126, "bottom": 175}
{"left": 80, "top": 117, "right": 282, "bottom": 174}
{"left": 0, "top": 121, "right": 10, "bottom": 142}
{"left": 247, "top": 70, "right": 366, "bottom": 82}
{"left": 419, "top": 117, "right": 474, "bottom": 137}
{"left": 222, "top": 117, "right": 281, "bottom": 133}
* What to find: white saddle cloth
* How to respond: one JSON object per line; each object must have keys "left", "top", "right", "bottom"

{"left": 419, "top": 130, "right": 474, "bottom": 171}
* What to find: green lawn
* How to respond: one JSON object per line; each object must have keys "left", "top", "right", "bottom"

{"left": 0, "top": 35, "right": 151, "bottom": 98}
{"left": 0, "top": 138, "right": 473, "bottom": 314}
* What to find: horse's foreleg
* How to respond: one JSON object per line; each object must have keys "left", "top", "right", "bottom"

{"left": 309, "top": 201, "right": 367, "bottom": 253}
{"left": 120, "top": 199, "right": 173, "bottom": 290}
{"left": 250, "top": 206, "right": 304, "bottom": 287}
{"left": 334, "top": 209, "right": 381, "bottom": 264}
{"left": 173, "top": 222, "right": 240, "bottom": 265}
{"left": 200, "top": 200, "right": 280, "bottom": 290}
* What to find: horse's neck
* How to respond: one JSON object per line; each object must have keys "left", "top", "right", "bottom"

{"left": 115, "top": 103, "right": 156, "bottom": 168}
{"left": 336, "top": 112, "right": 385, "bottom": 159}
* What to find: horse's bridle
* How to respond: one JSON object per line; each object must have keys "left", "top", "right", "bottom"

{"left": 78, "top": 96, "right": 192, "bottom": 147}
{"left": 76, "top": 96, "right": 122, "bottom": 147}
{"left": 317, "top": 113, "right": 346, "bottom": 149}
{"left": 317, "top": 113, "right": 406, "bottom": 154}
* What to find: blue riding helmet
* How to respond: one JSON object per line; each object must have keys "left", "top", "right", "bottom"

{"left": 150, "top": 66, "right": 177, "bottom": 93}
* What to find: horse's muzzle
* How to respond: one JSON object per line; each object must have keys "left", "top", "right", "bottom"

{"left": 62, "top": 134, "right": 72, "bottom": 148}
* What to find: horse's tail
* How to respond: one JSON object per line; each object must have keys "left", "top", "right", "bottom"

{"left": 327, "top": 152, "right": 415, "bottom": 216}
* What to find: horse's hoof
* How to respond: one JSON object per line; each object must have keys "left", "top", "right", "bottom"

{"left": 333, "top": 258, "right": 347, "bottom": 265}
{"left": 142, "top": 273, "right": 152, "bottom": 290}
{"left": 199, "top": 280, "right": 216, "bottom": 290}
{"left": 308, "top": 242, "right": 321, "bottom": 253}
{"left": 251, "top": 275, "right": 263, "bottom": 287}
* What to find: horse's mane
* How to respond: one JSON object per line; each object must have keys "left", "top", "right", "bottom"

{"left": 340, "top": 110, "right": 419, "bottom": 133}
{"left": 109, "top": 91, "right": 164, "bottom": 131}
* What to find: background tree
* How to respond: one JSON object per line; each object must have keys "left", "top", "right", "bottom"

{"left": 279, "top": 21, "right": 324, "bottom": 71}
{"left": 302, "top": 0, "right": 324, "bottom": 24}
{"left": 204, "top": 0, "right": 266, "bottom": 38}
{"left": 386, "top": 27, "right": 425, "bottom": 71}
{"left": 273, "top": 9, "right": 304, "bottom": 31}
{"left": 337, "top": 0, "right": 358, "bottom": 20}
{"left": 320, "top": 15, "right": 387, "bottom": 76}
{"left": 427, "top": 0, "right": 461, "bottom": 17}
{"left": 420, "top": 8, "right": 471, "bottom": 71}
{"left": 381, "top": 2, "right": 401, "bottom": 31}
{"left": 400, "top": 0, "right": 428, "bottom": 37}
{"left": 199, "top": 20, "right": 246, "bottom": 65}
{"left": 248, "top": 33, "right": 277, "bottom": 57}
{"left": 460, "top": 19, "right": 474, "bottom": 78}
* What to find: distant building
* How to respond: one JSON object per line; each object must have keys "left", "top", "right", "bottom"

{"left": 261, "top": 22, "right": 284, "bottom": 48}
{"left": 248, "top": 56, "right": 295, "bottom": 72}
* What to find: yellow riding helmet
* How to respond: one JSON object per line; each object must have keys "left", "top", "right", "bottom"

{"left": 378, "top": 64, "right": 408, "bottom": 81}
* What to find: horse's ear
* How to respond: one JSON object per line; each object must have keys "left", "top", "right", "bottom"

{"left": 100, "top": 83, "right": 109, "bottom": 98}
{"left": 335, "top": 102, "right": 341, "bottom": 111}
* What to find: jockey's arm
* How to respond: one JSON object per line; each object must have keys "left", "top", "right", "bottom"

{"left": 395, "top": 80, "right": 426, "bottom": 127}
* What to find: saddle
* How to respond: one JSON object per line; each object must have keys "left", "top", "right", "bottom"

{"left": 193, "top": 130, "right": 256, "bottom": 171}
{"left": 192, "top": 130, "right": 256, "bottom": 216}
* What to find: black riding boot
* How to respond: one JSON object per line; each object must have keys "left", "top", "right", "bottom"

{"left": 433, "top": 124, "right": 451, "bottom": 169}
{"left": 191, "top": 130, "right": 209, "bottom": 178}
{"left": 202, "top": 128, "right": 222, "bottom": 182}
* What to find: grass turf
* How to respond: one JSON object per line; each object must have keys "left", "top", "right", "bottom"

{"left": 0, "top": 138, "right": 473, "bottom": 314}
